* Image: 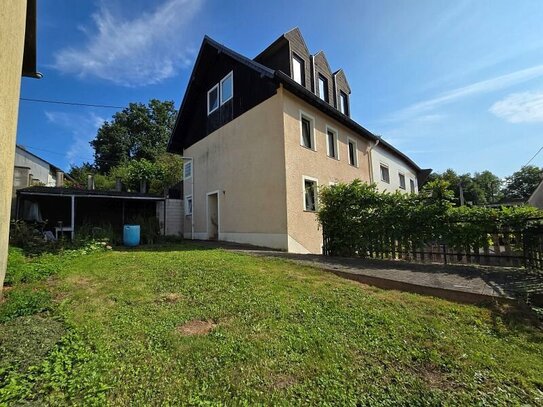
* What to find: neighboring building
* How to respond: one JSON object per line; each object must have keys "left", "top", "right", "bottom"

{"left": 370, "top": 142, "right": 432, "bottom": 194}
{"left": 1, "top": 0, "right": 41, "bottom": 295}
{"left": 11, "top": 145, "right": 70, "bottom": 217}
{"left": 14, "top": 145, "right": 67, "bottom": 189}
{"left": 528, "top": 178, "right": 543, "bottom": 209}
{"left": 168, "top": 28, "right": 429, "bottom": 253}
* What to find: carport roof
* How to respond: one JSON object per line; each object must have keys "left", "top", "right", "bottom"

{"left": 17, "top": 186, "right": 165, "bottom": 200}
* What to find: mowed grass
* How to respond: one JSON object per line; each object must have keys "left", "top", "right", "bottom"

{"left": 1, "top": 243, "right": 542, "bottom": 405}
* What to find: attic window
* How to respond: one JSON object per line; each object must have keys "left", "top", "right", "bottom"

{"left": 207, "top": 84, "right": 219, "bottom": 115}
{"left": 339, "top": 91, "right": 349, "bottom": 115}
{"left": 318, "top": 75, "right": 329, "bottom": 102}
{"left": 220, "top": 71, "right": 233, "bottom": 104}
{"left": 292, "top": 54, "right": 304, "bottom": 86}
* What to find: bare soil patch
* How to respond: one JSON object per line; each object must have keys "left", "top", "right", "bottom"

{"left": 157, "top": 293, "right": 184, "bottom": 303}
{"left": 177, "top": 319, "right": 216, "bottom": 336}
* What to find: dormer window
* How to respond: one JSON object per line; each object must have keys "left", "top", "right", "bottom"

{"left": 207, "top": 84, "right": 219, "bottom": 115}
{"left": 207, "top": 71, "right": 233, "bottom": 116}
{"left": 318, "top": 75, "right": 329, "bottom": 102}
{"left": 339, "top": 91, "right": 349, "bottom": 115}
{"left": 292, "top": 54, "right": 304, "bottom": 86}
{"left": 220, "top": 71, "right": 233, "bottom": 104}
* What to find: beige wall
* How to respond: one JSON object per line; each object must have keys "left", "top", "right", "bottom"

{"left": 281, "top": 88, "right": 371, "bottom": 253}
{"left": 0, "top": 1, "right": 28, "bottom": 295}
{"left": 183, "top": 93, "right": 289, "bottom": 249}
{"left": 371, "top": 144, "right": 419, "bottom": 194}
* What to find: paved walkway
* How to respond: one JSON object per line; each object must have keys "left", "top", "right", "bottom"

{"left": 193, "top": 241, "right": 543, "bottom": 305}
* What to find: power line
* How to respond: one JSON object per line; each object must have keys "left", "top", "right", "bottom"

{"left": 524, "top": 145, "right": 543, "bottom": 167}
{"left": 20, "top": 97, "right": 124, "bottom": 109}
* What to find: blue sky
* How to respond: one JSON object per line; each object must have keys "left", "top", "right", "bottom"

{"left": 17, "top": 0, "right": 543, "bottom": 177}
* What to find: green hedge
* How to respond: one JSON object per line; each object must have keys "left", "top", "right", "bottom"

{"left": 318, "top": 180, "right": 543, "bottom": 259}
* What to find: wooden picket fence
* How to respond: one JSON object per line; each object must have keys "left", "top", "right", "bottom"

{"left": 323, "top": 219, "right": 543, "bottom": 273}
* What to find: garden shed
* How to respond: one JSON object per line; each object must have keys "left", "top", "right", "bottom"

{"left": 15, "top": 186, "right": 168, "bottom": 241}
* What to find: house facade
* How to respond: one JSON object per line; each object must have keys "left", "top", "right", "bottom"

{"left": 1, "top": 0, "right": 40, "bottom": 295}
{"left": 168, "top": 29, "right": 428, "bottom": 254}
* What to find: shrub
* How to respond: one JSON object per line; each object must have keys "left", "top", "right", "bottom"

{"left": 318, "top": 179, "right": 543, "bottom": 258}
{"left": 9, "top": 220, "right": 60, "bottom": 256}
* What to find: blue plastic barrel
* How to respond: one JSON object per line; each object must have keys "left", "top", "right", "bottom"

{"left": 123, "top": 225, "right": 140, "bottom": 247}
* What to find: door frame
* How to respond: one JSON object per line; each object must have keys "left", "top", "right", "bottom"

{"left": 206, "top": 190, "right": 220, "bottom": 240}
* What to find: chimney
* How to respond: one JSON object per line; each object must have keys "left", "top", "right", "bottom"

{"left": 115, "top": 178, "right": 122, "bottom": 192}
{"left": 56, "top": 171, "right": 64, "bottom": 187}
{"left": 87, "top": 174, "right": 95, "bottom": 190}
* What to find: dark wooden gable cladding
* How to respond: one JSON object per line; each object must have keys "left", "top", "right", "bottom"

{"left": 255, "top": 28, "right": 312, "bottom": 93}
{"left": 169, "top": 39, "right": 278, "bottom": 152}
{"left": 254, "top": 37, "right": 291, "bottom": 76}
{"left": 334, "top": 69, "right": 351, "bottom": 115}
{"left": 284, "top": 28, "right": 312, "bottom": 92}
{"left": 313, "top": 51, "right": 334, "bottom": 106}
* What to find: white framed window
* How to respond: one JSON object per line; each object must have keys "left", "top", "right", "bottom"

{"left": 318, "top": 75, "right": 328, "bottom": 102}
{"left": 399, "top": 173, "right": 406, "bottom": 190}
{"left": 380, "top": 164, "right": 390, "bottom": 183}
{"left": 339, "top": 91, "right": 349, "bottom": 115}
{"left": 299, "top": 111, "right": 316, "bottom": 150}
{"left": 184, "top": 161, "right": 192, "bottom": 180}
{"left": 292, "top": 54, "right": 304, "bottom": 85}
{"left": 347, "top": 137, "right": 358, "bottom": 167}
{"left": 207, "top": 84, "right": 219, "bottom": 115}
{"left": 410, "top": 179, "right": 416, "bottom": 193}
{"left": 220, "top": 71, "right": 233, "bottom": 104}
{"left": 326, "top": 126, "right": 339, "bottom": 159}
{"left": 303, "top": 176, "right": 318, "bottom": 212}
{"left": 185, "top": 195, "right": 193, "bottom": 216}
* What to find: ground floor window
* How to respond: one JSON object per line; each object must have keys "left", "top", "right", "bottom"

{"left": 303, "top": 177, "right": 318, "bottom": 211}
{"left": 185, "top": 195, "right": 193, "bottom": 215}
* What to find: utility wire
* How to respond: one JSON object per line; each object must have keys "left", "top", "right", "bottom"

{"left": 524, "top": 145, "right": 543, "bottom": 167}
{"left": 20, "top": 97, "right": 124, "bottom": 109}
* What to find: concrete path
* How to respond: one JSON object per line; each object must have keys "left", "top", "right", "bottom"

{"left": 192, "top": 240, "right": 543, "bottom": 305}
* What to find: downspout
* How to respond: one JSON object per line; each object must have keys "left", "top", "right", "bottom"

{"left": 310, "top": 55, "right": 316, "bottom": 93}
{"left": 367, "top": 136, "right": 381, "bottom": 184}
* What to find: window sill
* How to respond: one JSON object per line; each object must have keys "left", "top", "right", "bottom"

{"left": 300, "top": 144, "right": 317, "bottom": 152}
{"left": 327, "top": 155, "right": 339, "bottom": 161}
{"left": 303, "top": 209, "right": 318, "bottom": 213}
{"left": 349, "top": 163, "right": 358, "bottom": 168}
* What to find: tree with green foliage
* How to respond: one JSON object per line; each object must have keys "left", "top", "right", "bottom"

{"left": 502, "top": 165, "right": 543, "bottom": 201}
{"left": 90, "top": 99, "right": 177, "bottom": 173}
{"left": 67, "top": 99, "right": 182, "bottom": 194}
{"left": 428, "top": 169, "right": 504, "bottom": 206}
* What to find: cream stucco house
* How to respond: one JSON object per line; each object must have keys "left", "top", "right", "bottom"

{"left": 1, "top": 0, "right": 40, "bottom": 295}
{"left": 168, "top": 29, "right": 429, "bottom": 254}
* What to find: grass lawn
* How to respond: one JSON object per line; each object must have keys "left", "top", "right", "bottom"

{"left": 1, "top": 243, "right": 542, "bottom": 405}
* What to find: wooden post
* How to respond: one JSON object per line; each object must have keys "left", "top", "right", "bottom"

{"left": 163, "top": 199, "right": 167, "bottom": 236}
{"left": 70, "top": 195, "right": 75, "bottom": 240}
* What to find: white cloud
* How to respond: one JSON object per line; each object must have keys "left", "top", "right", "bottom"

{"left": 45, "top": 111, "right": 105, "bottom": 165}
{"left": 53, "top": 0, "right": 203, "bottom": 86}
{"left": 386, "top": 64, "right": 543, "bottom": 122}
{"left": 489, "top": 91, "right": 543, "bottom": 123}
